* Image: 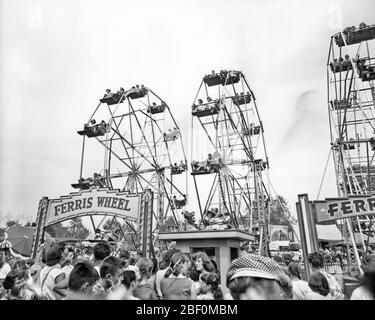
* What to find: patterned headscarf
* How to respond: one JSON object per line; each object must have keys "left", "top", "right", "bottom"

{"left": 226, "top": 254, "right": 292, "bottom": 297}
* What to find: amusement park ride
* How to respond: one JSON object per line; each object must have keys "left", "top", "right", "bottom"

{"left": 74, "top": 84, "right": 188, "bottom": 249}
{"left": 328, "top": 22, "right": 375, "bottom": 271}
{"left": 30, "top": 70, "right": 276, "bottom": 264}
{"left": 189, "top": 70, "right": 271, "bottom": 255}
{"left": 296, "top": 22, "right": 375, "bottom": 279}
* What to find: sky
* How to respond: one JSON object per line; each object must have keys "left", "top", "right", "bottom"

{"left": 0, "top": 0, "right": 375, "bottom": 226}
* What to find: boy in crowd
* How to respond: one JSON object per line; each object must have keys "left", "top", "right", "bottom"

{"left": 93, "top": 256, "right": 125, "bottom": 298}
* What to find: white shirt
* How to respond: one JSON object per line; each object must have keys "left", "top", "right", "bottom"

{"left": 94, "top": 265, "right": 100, "bottom": 276}
{"left": 291, "top": 279, "right": 312, "bottom": 300}
{"left": 0, "top": 263, "right": 11, "bottom": 280}
{"left": 62, "top": 264, "right": 74, "bottom": 279}
{"left": 155, "top": 268, "right": 168, "bottom": 298}
{"left": 351, "top": 286, "right": 374, "bottom": 300}
{"left": 39, "top": 265, "right": 64, "bottom": 300}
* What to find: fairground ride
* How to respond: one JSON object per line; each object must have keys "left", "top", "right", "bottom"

{"left": 73, "top": 84, "right": 188, "bottom": 248}
{"left": 189, "top": 70, "right": 271, "bottom": 256}
{"left": 327, "top": 22, "right": 375, "bottom": 270}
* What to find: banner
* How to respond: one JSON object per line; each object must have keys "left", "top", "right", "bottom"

{"left": 45, "top": 188, "right": 141, "bottom": 226}
{"left": 269, "top": 225, "right": 289, "bottom": 241}
{"left": 314, "top": 195, "right": 375, "bottom": 222}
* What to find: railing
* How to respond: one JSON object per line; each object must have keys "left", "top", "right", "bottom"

{"left": 324, "top": 262, "right": 348, "bottom": 274}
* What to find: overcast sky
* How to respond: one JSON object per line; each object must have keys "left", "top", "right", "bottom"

{"left": 1, "top": 0, "right": 375, "bottom": 225}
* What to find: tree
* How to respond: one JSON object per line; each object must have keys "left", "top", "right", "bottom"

{"left": 269, "top": 196, "right": 297, "bottom": 226}
{"left": 45, "top": 223, "right": 71, "bottom": 238}
{"left": 6, "top": 220, "right": 21, "bottom": 228}
{"left": 69, "top": 217, "right": 90, "bottom": 239}
{"left": 159, "top": 216, "right": 179, "bottom": 232}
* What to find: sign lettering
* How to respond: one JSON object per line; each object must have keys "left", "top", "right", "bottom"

{"left": 45, "top": 188, "right": 141, "bottom": 226}
{"left": 314, "top": 195, "right": 375, "bottom": 222}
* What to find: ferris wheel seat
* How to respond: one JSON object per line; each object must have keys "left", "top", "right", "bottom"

{"left": 171, "top": 168, "right": 184, "bottom": 174}
{"left": 191, "top": 167, "right": 220, "bottom": 175}
{"left": 233, "top": 94, "right": 252, "bottom": 105}
{"left": 128, "top": 90, "right": 147, "bottom": 100}
{"left": 330, "top": 99, "right": 352, "bottom": 110}
{"left": 148, "top": 104, "right": 166, "bottom": 114}
{"left": 343, "top": 144, "right": 355, "bottom": 150}
{"left": 335, "top": 24, "right": 375, "bottom": 46}
{"left": 203, "top": 74, "right": 222, "bottom": 86}
{"left": 77, "top": 124, "right": 107, "bottom": 138}
{"left": 329, "top": 62, "right": 353, "bottom": 73}
{"left": 100, "top": 95, "right": 125, "bottom": 105}
{"left": 361, "top": 71, "right": 375, "bottom": 81}
{"left": 243, "top": 126, "right": 261, "bottom": 136}
{"left": 192, "top": 105, "right": 220, "bottom": 117}
{"left": 71, "top": 182, "right": 91, "bottom": 190}
{"left": 222, "top": 74, "right": 240, "bottom": 86}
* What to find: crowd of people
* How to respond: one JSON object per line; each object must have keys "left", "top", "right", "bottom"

{"left": 1, "top": 241, "right": 374, "bottom": 300}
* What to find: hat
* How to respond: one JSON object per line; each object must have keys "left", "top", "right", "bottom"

{"left": 226, "top": 254, "right": 292, "bottom": 297}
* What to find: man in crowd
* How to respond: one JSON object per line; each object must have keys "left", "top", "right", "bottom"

{"left": 92, "top": 256, "right": 125, "bottom": 298}
{"left": 64, "top": 262, "right": 99, "bottom": 300}
{"left": 93, "top": 241, "right": 111, "bottom": 274}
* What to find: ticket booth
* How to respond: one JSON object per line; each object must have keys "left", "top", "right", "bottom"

{"left": 158, "top": 229, "right": 254, "bottom": 293}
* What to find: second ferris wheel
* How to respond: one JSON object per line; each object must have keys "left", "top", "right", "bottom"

{"left": 189, "top": 69, "right": 271, "bottom": 252}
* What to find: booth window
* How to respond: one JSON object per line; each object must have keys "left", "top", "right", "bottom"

{"left": 230, "top": 247, "right": 238, "bottom": 261}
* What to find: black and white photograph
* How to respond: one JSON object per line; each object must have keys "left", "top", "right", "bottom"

{"left": 1, "top": 0, "right": 375, "bottom": 309}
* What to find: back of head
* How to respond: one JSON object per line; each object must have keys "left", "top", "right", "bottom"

{"left": 163, "top": 248, "right": 181, "bottom": 265}
{"left": 12, "top": 260, "right": 28, "bottom": 273}
{"left": 119, "top": 248, "right": 130, "bottom": 261}
{"left": 308, "top": 252, "right": 324, "bottom": 269}
{"left": 288, "top": 262, "right": 302, "bottom": 280}
{"left": 93, "top": 241, "right": 111, "bottom": 262}
{"left": 282, "top": 253, "right": 292, "bottom": 266}
{"left": 308, "top": 272, "right": 330, "bottom": 296}
{"left": 201, "top": 272, "right": 223, "bottom": 300}
{"left": 3, "top": 270, "right": 24, "bottom": 290}
{"left": 69, "top": 262, "right": 99, "bottom": 292}
{"left": 100, "top": 256, "right": 125, "bottom": 278}
{"left": 121, "top": 270, "right": 136, "bottom": 289}
{"left": 137, "top": 258, "right": 153, "bottom": 280}
{"left": 46, "top": 243, "right": 64, "bottom": 267}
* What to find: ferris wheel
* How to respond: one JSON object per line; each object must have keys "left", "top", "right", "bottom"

{"left": 328, "top": 22, "right": 375, "bottom": 197}
{"left": 327, "top": 22, "right": 375, "bottom": 270}
{"left": 73, "top": 84, "right": 188, "bottom": 238}
{"left": 189, "top": 69, "right": 270, "bottom": 254}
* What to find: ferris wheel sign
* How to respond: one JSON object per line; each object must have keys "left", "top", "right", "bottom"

{"left": 45, "top": 188, "right": 141, "bottom": 226}
{"left": 314, "top": 196, "right": 375, "bottom": 222}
